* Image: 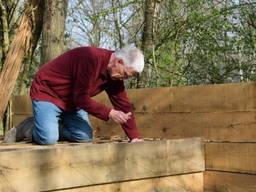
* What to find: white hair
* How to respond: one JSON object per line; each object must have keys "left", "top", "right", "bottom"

{"left": 115, "top": 45, "right": 145, "bottom": 73}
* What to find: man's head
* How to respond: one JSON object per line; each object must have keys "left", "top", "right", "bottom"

{"left": 107, "top": 46, "right": 144, "bottom": 81}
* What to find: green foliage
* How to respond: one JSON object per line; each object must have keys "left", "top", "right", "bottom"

{"left": 2, "top": 0, "right": 256, "bottom": 90}
{"left": 149, "top": 0, "right": 256, "bottom": 86}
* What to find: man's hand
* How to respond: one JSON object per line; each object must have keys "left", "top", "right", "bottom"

{"left": 109, "top": 109, "right": 132, "bottom": 124}
{"left": 130, "top": 138, "right": 144, "bottom": 143}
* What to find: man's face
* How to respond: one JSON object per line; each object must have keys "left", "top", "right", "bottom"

{"left": 108, "top": 57, "right": 137, "bottom": 81}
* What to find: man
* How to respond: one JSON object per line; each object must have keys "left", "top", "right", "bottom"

{"left": 30, "top": 46, "right": 144, "bottom": 145}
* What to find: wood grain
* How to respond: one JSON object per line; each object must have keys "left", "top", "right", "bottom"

{"left": 0, "top": 138, "right": 204, "bottom": 192}
{"left": 60, "top": 173, "right": 204, "bottom": 192}
{"left": 205, "top": 142, "right": 256, "bottom": 173}
{"left": 204, "top": 171, "right": 256, "bottom": 192}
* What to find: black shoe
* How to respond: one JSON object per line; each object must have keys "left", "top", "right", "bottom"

{"left": 3, "top": 127, "right": 17, "bottom": 143}
{"left": 4, "top": 117, "right": 34, "bottom": 143}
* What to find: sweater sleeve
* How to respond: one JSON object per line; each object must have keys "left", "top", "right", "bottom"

{"left": 72, "top": 54, "right": 111, "bottom": 121}
{"left": 105, "top": 80, "right": 140, "bottom": 140}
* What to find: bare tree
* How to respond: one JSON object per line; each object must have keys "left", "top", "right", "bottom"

{"left": 67, "top": 0, "right": 142, "bottom": 49}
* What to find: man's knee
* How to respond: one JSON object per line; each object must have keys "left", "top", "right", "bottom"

{"left": 33, "top": 131, "right": 58, "bottom": 145}
{"left": 68, "top": 130, "right": 92, "bottom": 142}
{"left": 79, "top": 131, "right": 92, "bottom": 141}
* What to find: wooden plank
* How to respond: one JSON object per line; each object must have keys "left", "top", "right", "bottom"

{"left": 12, "top": 112, "right": 256, "bottom": 143}
{"left": 205, "top": 142, "right": 256, "bottom": 173}
{"left": 204, "top": 171, "right": 256, "bottom": 192}
{"left": 94, "top": 82, "right": 256, "bottom": 113}
{"left": 92, "top": 112, "right": 256, "bottom": 142}
{"left": 12, "top": 82, "right": 256, "bottom": 115}
{"left": 60, "top": 173, "right": 204, "bottom": 192}
{"left": 12, "top": 114, "right": 32, "bottom": 127}
{"left": 11, "top": 95, "right": 32, "bottom": 115}
{"left": 0, "top": 138, "right": 204, "bottom": 192}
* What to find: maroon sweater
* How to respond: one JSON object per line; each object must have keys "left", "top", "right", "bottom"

{"left": 30, "top": 47, "right": 140, "bottom": 139}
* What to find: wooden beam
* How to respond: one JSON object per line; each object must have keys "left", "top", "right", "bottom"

{"left": 12, "top": 111, "right": 256, "bottom": 142}
{"left": 11, "top": 112, "right": 256, "bottom": 144}
{"left": 205, "top": 142, "right": 256, "bottom": 173}
{"left": 12, "top": 82, "right": 256, "bottom": 115}
{"left": 204, "top": 171, "right": 256, "bottom": 192}
{"left": 11, "top": 95, "right": 32, "bottom": 115}
{"left": 12, "top": 114, "right": 32, "bottom": 127}
{"left": 0, "top": 138, "right": 204, "bottom": 192}
{"left": 92, "top": 112, "right": 256, "bottom": 142}
{"left": 94, "top": 82, "right": 256, "bottom": 113}
{"left": 60, "top": 173, "right": 203, "bottom": 192}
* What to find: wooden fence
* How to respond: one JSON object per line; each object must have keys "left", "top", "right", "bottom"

{"left": 9, "top": 82, "right": 256, "bottom": 192}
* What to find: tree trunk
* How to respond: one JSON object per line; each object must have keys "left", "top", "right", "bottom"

{"left": 40, "top": 0, "right": 68, "bottom": 65}
{"left": 0, "top": 0, "right": 10, "bottom": 65}
{"left": 0, "top": 0, "right": 40, "bottom": 121}
{"left": 17, "top": 0, "right": 45, "bottom": 95}
{"left": 138, "top": 0, "right": 160, "bottom": 87}
{"left": 112, "top": 0, "right": 123, "bottom": 48}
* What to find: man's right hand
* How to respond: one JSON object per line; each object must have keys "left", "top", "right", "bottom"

{"left": 109, "top": 109, "right": 132, "bottom": 124}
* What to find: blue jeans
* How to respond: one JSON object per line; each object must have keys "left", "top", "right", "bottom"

{"left": 32, "top": 100, "right": 92, "bottom": 145}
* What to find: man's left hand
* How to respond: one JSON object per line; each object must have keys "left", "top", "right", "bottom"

{"left": 130, "top": 138, "right": 144, "bottom": 143}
